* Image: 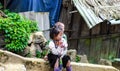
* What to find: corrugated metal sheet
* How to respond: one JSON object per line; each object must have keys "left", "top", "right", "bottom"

{"left": 72, "top": 0, "right": 120, "bottom": 28}
{"left": 19, "top": 12, "right": 50, "bottom": 40}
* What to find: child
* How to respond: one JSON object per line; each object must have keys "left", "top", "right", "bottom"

{"left": 54, "top": 22, "right": 67, "bottom": 41}
{"left": 44, "top": 26, "right": 72, "bottom": 71}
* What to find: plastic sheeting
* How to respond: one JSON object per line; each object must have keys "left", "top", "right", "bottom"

{"left": 6, "top": 0, "right": 62, "bottom": 27}
{"left": 19, "top": 12, "right": 50, "bottom": 40}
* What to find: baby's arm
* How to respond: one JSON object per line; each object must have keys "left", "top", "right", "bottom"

{"left": 61, "top": 47, "right": 67, "bottom": 58}
{"left": 44, "top": 41, "right": 53, "bottom": 60}
{"left": 60, "top": 39, "right": 68, "bottom": 58}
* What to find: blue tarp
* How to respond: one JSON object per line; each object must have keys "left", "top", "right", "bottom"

{"left": 6, "top": 0, "right": 62, "bottom": 27}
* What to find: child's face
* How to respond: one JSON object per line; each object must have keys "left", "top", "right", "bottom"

{"left": 54, "top": 32, "right": 63, "bottom": 41}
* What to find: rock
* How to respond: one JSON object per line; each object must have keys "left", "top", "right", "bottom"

{"left": 98, "top": 58, "right": 112, "bottom": 66}
{"left": 4, "top": 64, "right": 26, "bottom": 71}
{"left": 67, "top": 49, "right": 77, "bottom": 61}
{"left": 28, "top": 31, "right": 47, "bottom": 48}
{"left": 0, "top": 50, "right": 119, "bottom": 71}
{"left": 112, "top": 58, "right": 120, "bottom": 70}
{"left": 79, "top": 55, "right": 89, "bottom": 63}
{"left": 26, "top": 31, "right": 47, "bottom": 57}
{"left": 0, "top": 10, "right": 7, "bottom": 18}
{"left": 0, "top": 64, "right": 5, "bottom": 71}
{"left": 23, "top": 46, "right": 30, "bottom": 56}
{"left": 29, "top": 43, "right": 36, "bottom": 57}
{"left": 32, "top": 32, "right": 47, "bottom": 44}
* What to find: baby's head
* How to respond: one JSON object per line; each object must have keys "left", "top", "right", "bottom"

{"left": 55, "top": 22, "right": 65, "bottom": 32}
{"left": 50, "top": 26, "right": 63, "bottom": 41}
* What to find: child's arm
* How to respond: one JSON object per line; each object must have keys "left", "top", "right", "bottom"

{"left": 60, "top": 38, "right": 68, "bottom": 58}
{"left": 61, "top": 47, "right": 67, "bottom": 58}
{"left": 45, "top": 48, "right": 50, "bottom": 56}
{"left": 44, "top": 40, "right": 58, "bottom": 60}
{"left": 44, "top": 48, "right": 50, "bottom": 60}
{"left": 44, "top": 40, "right": 51, "bottom": 60}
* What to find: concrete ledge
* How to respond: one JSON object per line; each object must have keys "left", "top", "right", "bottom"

{"left": 0, "top": 50, "right": 119, "bottom": 71}
{"left": 71, "top": 62, "right": 118, "bottom": 71}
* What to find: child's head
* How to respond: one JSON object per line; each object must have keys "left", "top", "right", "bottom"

{"left": 50, "top": 26, "right": 63, "bottom": 41}
{"left": 55, "top": 22, "right": 65, "bottom": 32}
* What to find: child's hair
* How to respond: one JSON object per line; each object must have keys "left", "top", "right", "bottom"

{"left": 50, "top": 26, "right": 62, "bottom": 39}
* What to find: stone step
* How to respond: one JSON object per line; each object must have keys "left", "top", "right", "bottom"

{"left": 0, "top": 50, "right": 119, "bottom": 71}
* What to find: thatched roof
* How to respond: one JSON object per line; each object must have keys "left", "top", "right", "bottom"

{"left": 73, "top": 0, "right": 120, "bottom": 28}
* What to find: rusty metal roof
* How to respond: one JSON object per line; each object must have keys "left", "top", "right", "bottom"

{"left": 73, "top": 0, "right": 120, "bottom": 28}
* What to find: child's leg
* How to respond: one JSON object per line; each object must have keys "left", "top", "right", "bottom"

{"left": 66, "top": 60, "right": 71, "bottom": 67}
{"left": 54, "top": 68, "right": 60, "bottom": 71}
{"left": 66, "top": 60, "right": 72, "bottom": 71}
{"left": 54, "top": 59, "right": 60, "bottom": 71}
{"left": 62, "top": 55, "right": 72, "bottom": 71}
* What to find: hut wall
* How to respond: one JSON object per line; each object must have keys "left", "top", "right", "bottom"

{"left": 59, "top": 0, "right": 120, "bottom": 63}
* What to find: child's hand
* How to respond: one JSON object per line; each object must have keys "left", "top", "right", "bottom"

{"left": 59, "top": 41, "right": 65, "bottom": 48}
{"left": 55, "top": 40, "right": 65, "bottom": 48}
{"left": 55, "top": 41, "right": 62, "bottom": 46}
{"left": 44, "top": 55, "right": 48, "bottom": 61}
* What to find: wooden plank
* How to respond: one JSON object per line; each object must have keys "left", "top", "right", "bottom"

{"left": 117, "top": 38, "right": 120, "bottom": 58}
{"left": 4, "top": 0, "right": 6, "bottom": 9}
{"left": 115, "top": 25, "right": 120, "bottom": 33}
{"left": 101, "top": 22, "right": 107, "bottom": 34}
{"left": 109, "top": 37, "right": 119, "bottom": 58}
{"left": 78, "top": 15, "right": 83, "bottom": 36}
{"left": 91, "top": 24, "right": 100, "bottom": 35}
{"left": 94, "top": 37, "right": 102, "bottom": 62}
{"left": 70, "top": 12, "right": 81, "bottom": 38}
{"left": 68, "top": 11, "right": 90, "bottom": 49}
{"left": 100, "top": 36, "right": 110, "bottom": 59}
{"left": 89, "top": 38, "right": 97, "bottom": 63}
{"left": 59, "top": 0, "right": 74, "bottom": 38}
{"left": 68, "top": 40, "right": 78, "bottom": 50}
{"left": 80, "top": 21, "right": 90, "bottom": 36}
{"left": 77, "top": 38, "right": 91, "bottom": 55}
{"left": 110, "top": 25, "right": 115, "bottom": 34}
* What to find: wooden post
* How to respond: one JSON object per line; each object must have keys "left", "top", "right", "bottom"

{"left": 4, "top": 0, "right": 6, "bottom": 9}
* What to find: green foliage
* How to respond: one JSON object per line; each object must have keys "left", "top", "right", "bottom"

{"left": 0, "top": 12, "right": 38, "bottom": 53}
{"left": 75, "top": 55, "right": 81, "bottom": 62}
{"left": 108, "top": 51, "right": 116, "bottom": 62}
{"left": 36, "top": 50, "right": 42, "bottom": 58}
{"left": 36, "top": 50, "right": 47, "bottom": 58}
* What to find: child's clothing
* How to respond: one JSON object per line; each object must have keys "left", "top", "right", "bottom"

{"left": 48, "top": 38, "right": 68, "bottom": 57}
{"left": 48, "top": 53, "right": 70, "bottom": 68}
{"left": 47, "top": 38, "right": 70, "bottom": 68}
{"left": 62, "top": 34, "right": 67, "bottom": 41}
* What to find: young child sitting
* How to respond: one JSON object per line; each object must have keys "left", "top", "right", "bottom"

{"left": 44, "top": 26, "right": 72, "bottom": 71}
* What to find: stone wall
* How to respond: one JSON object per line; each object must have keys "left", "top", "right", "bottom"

{"left": 0, "top": 50, "right": 119, "bottom": 71}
